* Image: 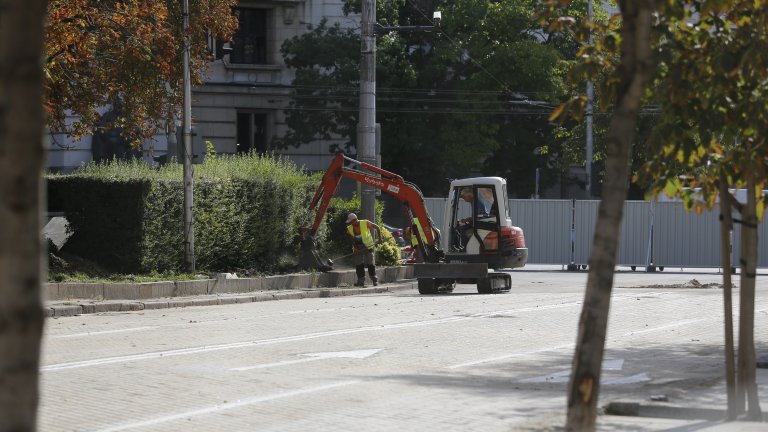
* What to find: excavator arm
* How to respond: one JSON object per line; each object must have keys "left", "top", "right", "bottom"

{"left": 299, "top": 153, "right": 441, "bottom": 271}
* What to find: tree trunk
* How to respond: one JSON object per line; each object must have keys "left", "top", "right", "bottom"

{"left": 737, "top": 176, "right": 762, "bottom": 420}
{"left": 718, "top": 180, "right": 737, "bottom": 420}
{"left": 565, "top": 1, "right": 654, "bottom": 430}
{"left": 0, "top": 1, "right": 48, "bottom": 431}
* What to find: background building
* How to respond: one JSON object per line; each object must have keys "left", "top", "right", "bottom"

{"left": 47, "top": 0, "right": 357, "bottom": 174}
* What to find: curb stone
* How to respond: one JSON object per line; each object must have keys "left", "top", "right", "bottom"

{"left": 44, "top": 280, "right": 418, "bottom": 317}
{"left": 45, "top": 266, "right": 415, "bottom": 302}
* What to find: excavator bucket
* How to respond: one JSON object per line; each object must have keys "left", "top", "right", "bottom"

{"left": 299, "top": 235, "right": 333, "bottom": 272}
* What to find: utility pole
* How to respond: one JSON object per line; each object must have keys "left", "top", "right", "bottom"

{"left": 359, "top": 0, "right": 377, "bottom": 221}
{"left": 585, "top": 0, "right": 594, "bottom": 197}
{"left": 182, "top": 0, "right": 195, "bottom": 272}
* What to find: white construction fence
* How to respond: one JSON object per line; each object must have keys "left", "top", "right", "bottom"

{"left": 422, "top": 198, "right": 768, "bottom": 269}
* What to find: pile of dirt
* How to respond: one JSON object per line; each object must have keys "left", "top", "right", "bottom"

{"left": 627, "top": 279, "right": 728, "bottom": 289}
{"left": 682, "top": 278, "right": 703, "bottom": 288}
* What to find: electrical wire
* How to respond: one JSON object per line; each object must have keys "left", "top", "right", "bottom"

{"left": 292, "top": 84, "right": 553, "bottom": 96}
{"left": 404, "top": 0, "right": 516, "bottom": 95}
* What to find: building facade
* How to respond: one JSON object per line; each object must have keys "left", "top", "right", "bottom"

{"left": 47, "top": 0, "right": 357, "bottom": 173}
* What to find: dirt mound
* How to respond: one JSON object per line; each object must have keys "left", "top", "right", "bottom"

{"left": 627, "top": 279, "right": 727, "bottom": 289}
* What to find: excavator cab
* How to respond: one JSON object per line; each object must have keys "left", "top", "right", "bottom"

{"left": 448, "top": 184, "right": 500, "bottom": 253}
{"left": 444, "top": 178, "right": 527, "bottom": 270}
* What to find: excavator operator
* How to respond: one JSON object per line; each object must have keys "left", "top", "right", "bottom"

{"left": 456, "top": 187, "right": 497, "bottom": 249}
{"left": 345, "top": 213, "right": 382, "bottom": 287}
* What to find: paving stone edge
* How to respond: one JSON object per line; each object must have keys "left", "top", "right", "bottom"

{"left": 45, "top": 280, "right": 418, "bottom": 317}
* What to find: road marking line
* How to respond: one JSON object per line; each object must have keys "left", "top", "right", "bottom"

{"left": 446, "top": 343, "right": 575, "bottom": 369}
{"left": 286, "top": 307, "right": 356, "bottom": 314}
{"left": 41, "top": 292, "right": 672, "bottom": 372}
{"left": 603, "top": 372, "right": 651, "bottom": 385}
{"left": 41, "top": 316, "right": 468, "bottom": 371}
{"left": 519, "top": 359, "right": 624, "bottom": 383}
{"left": 519, "top": 369, "right": 572, "bottom": 383}
{"left": 93, "top": 380, "right": 360, "bottom": 432}
{"left": 622, "top": 318, "right": 707, "bottom": 336}
{"left": 519, "top": 371, "right": 650, "bottom": 385}
{"left": 232, "top": 349, "right": 382, "bottom": 371}
{"left": 232, "top": 357, "right": 318, "bottom": 371}
{"left": 50, "top": 326, "right": 159, "bottom": 339}
{"left": 603, "top": 358, "right": 624, "bottom": 370}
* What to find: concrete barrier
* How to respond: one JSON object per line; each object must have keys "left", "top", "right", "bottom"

{"left": 49, "top": 266, "right": 415, "bottom": 301}
{"left": 56, "top": 283, "right": 105, "bottom": 301}
{"left": 174, "top": 280, "right": 210, "bottom": 296}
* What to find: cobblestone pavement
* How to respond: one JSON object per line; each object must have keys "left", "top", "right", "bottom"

{"left": 39, "top": 268, "right": 768, "bottom": 431}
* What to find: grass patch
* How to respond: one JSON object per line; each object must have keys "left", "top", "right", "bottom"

{"left": 48, "top": 251, "right": 201, "bottom": 283}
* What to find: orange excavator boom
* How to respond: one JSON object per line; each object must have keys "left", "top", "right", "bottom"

{"left": 299, "top": 153, "right": 440, "bottom": 270}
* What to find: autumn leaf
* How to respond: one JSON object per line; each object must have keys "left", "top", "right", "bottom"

{"left": 44, "top": 0, "right": 238, "bottom": 146}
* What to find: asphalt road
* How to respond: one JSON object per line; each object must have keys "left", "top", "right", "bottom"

{"left": 39, "top": 268, "right": 768, "bottom": 431}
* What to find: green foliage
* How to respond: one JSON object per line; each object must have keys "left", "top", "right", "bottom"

{"left": 45, "top": 0, "right": 238, "bottom": 145}
{"left": 48, "top": 270, "right": 197, "bottom": 283}
{"left": 541, "top": 2, "right": 667, "bottom": 198}
{"left": 375, "top": 229, "right": 402, "bottom": 267}
{"left": 204, "top": 140, "right": 217, "bottom": 162}
{"left": 48, "top": 153, "right": 316, "bottom": 273}
{"left": 547, "top": 1, "right": 768, "bottom": 210}
{"left": 278, "top": 0, "right": 601, "bottom": 197}
{"left": 48, "top": 176, "right": 148, "bottom": 272}
{"left": 636, "top": 1, "right": 768, "bottom": 216}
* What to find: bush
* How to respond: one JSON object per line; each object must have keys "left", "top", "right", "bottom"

{"left": 48, "top": 153, "right": 316, "bottom": 274}
{"left": 47, "top": 153, "right": 403, "bottom": 274}
{"left": 375, "top": 229, "right": 401, "bottom": 266}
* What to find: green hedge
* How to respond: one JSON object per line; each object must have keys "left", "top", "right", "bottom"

{"left": 48, "top": 177, "right": 148, "bottom": 272}
{"left": 48, "top": 154, "right": 317, "bottom": 274}
{"left": 47, "top": 153, "right": 401, "bottom": 274}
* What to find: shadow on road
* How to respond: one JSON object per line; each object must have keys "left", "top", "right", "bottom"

{"left": 370, "top": 342, "right": 768, "bottom": 428}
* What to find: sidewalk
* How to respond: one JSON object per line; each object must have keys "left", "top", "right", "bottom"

{"left": 44, "top": 266, "right": 416, "bottom": 317}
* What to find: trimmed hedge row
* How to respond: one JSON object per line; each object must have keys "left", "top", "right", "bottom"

{"left": 48, "top": 155, "right": 318, "bottom": 274}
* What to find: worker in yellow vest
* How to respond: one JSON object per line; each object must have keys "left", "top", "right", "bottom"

{"left": 405, "top": 217, "right": 438, "bottom": 263}
{"left": 346, "top": 212, "right": 382, "bottom": 287}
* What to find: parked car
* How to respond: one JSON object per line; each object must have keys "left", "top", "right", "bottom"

{"left": 383, "top": 223, "right": 407, "bottom": 246}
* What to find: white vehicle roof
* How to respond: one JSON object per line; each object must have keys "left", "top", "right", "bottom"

{"left": 449, "top": 177, "right": 506, "bottom": 187}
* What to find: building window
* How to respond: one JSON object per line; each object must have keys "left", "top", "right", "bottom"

{"left": 230, "top": 8, "right": 268, "bottom": 65}
{"left": 236, "top": 112, "right": 268, "bottom": 153}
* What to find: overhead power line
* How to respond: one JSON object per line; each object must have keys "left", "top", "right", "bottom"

{"left": 405, "top": 0, "right": 516, "bottom": 95}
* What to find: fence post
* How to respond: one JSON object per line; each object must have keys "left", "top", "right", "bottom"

{"left": 568, "top": 199, "right": 578, "bottom": 271}
{"left": 645, "top": 199, "right": 654, "bottom": 271}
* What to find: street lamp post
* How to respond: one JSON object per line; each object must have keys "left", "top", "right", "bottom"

{"left": 182, "top": 0, "right": 195, "bottom": 272}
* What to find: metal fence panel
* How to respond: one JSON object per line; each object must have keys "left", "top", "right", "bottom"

{"left": 652, "top": 202, "right": 721, "bottom": 267}
{"left": 423, "top": 198, "right": 757, "bottom": 268}
{"left": 573, "top": 200, "right": 598, "bottom": 265}
{"left": 423, "top": 198, "right": 447, "bottom": 249}
{"left": 573, "top": 200, "right": 651, "bottom": 267}
{"left": 619, "top": 201, "right": 653, "bottom": 266}
{"left": 509, "top": 199, "right": 572, "bottom": 264}
{"left": 732, "top": 214, "right": 768, "bottom": 268}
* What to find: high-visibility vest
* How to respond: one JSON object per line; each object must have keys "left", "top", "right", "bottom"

{"left": 347, "top": 220, "right": 374, "bottom": 250}
{"left": 411, "top": 217, "right": 427, "bottom": 247}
